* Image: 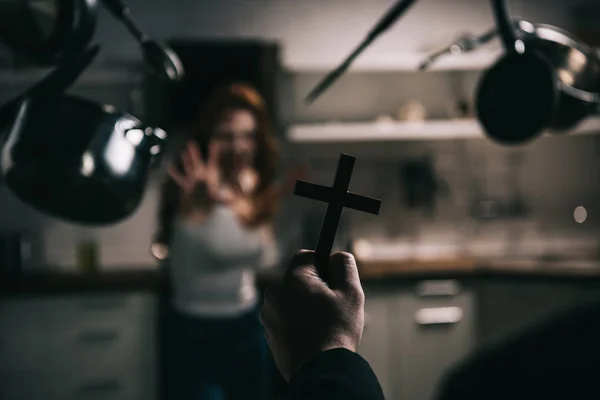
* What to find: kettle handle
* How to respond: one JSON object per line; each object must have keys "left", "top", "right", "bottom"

{"left": 0, "top": 45, "right": 100, "bottom": 123}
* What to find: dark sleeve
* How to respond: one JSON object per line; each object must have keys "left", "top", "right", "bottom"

{"left": 288, "top": 348, "right": 385, "bottom": 400}
{"left": 433, "top": 299, "right": 600, "bottom": 400}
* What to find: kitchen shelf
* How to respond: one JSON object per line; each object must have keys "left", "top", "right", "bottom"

{"left": 283, "top": 50, "right": 503, "bottom": 72}
{"left": 287, "top": 117, "right": 600, "bottom": 143}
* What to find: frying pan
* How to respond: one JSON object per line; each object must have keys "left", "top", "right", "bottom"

{"left": 475, "top": 0, "right": 600, "bottom": 145}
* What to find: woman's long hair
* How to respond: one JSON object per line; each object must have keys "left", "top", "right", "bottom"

{"left": 153, "top": 83, "right": 280, "bottom": 253}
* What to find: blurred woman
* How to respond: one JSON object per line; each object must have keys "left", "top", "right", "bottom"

{"left": 152, "top": 83, "right": 282, "bottom": 400}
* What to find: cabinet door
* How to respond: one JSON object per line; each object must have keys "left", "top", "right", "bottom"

{"left": 390, "top": 280, "right": 475, "bottom": 400}
{"left": 476, "top": 280, "right": 584, "bottom": 347}
{"left": 0, "top": 292, "right": 158, "bottom": 400}
{"left": 357, "top": 288, "right": 393, "bottom": 399}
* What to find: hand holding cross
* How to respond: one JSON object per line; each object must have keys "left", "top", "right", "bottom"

{"left": 294, "top": 153, "right": 381, "bottom": 281}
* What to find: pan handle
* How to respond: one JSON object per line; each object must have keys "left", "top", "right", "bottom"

{"left": 491, "top": 0, "right": 520, "bottom": 52}
{"left": 418, "top": 21, "right": 524, "bottom": 70}
{"left": 0, "top": 44, "right": 100, "bottom": 120}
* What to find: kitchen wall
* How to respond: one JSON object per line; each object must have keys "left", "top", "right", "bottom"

{"left": 2, "top": 67, "right": 599, "bottom": 269}
{"left": 31, "top": 0, "right": 595, "bottom": 69}
{"left": 287, "top": 70, "right": 600, "bottom": 260}
{"left": 0, "top": 75, "right": 159, "bottom": 269}
{"left": 1, "top": 0, "right": 599, "bottom": 269}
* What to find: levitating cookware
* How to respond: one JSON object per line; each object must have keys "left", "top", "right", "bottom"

{"left": 0, "top": 0, "right": 97, "bottom": 66}
{"left": 1, "top": 95, "right": 166, "bottom": 225}
{"left": 100, "top": 0, "right": 184, "bottom": 82}
{"left": 0, "top": 0, "right": 183, "bottom": 82}
{"left": 475, "top": 0, "right": 600, "bottom": 145}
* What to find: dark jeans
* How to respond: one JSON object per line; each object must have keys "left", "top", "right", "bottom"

{"left": 167, "top": 306, "right": 271, "bottom": 400}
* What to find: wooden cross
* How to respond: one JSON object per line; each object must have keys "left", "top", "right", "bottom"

{"left": 294, "top": 153, "right": 382, "bottom": 279}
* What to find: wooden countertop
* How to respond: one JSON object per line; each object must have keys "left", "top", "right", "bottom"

{"left": 357, "top": 258, "right": 600, "bottom": 280}
{"left": 2, "top": 257, "right": 600, "bottom": 298}
{"left": 0, "top": 269, "right": 164, "bottom": 297}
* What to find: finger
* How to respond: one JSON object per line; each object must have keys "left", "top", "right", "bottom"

{"left": 284, "top": 250, "right": 315, "bottom": 277}
{"left": 259, "top": 299, "right": 282, "bottom": 332}
{"left": 182, "top": 149, "right": 196, "bottom": 178}
{"left": 208, "top": 141, "right": 220, "bottom": 171}
{"left": 188, "top": 141, "right": 205, "bottom": 172}
{"left": 167, "top": 164, "right": 188, "bottom": 189}
{"left": 263, "top": 283, "right": 284, "bottom": 312}
{"left": 285, "top": 250, "right": 329, "bottom": 291}
{"left": 327, "top": 252, "right": 362, "bottom": 292}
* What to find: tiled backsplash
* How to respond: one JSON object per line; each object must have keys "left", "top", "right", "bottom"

{"left": 294, "top": 133, "right": 600, "bottom": 259}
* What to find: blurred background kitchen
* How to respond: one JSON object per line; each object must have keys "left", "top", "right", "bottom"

{"left": 1, "top": 0, "right": 600, "bottom": 399}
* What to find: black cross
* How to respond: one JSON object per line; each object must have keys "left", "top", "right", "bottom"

{"left": 294, "top": 153, "right": 381, "bottom": 279}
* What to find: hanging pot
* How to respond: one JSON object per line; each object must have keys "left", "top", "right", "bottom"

{"left": 476, "top": 0, "right": 600, "bottom": 145}
{"left": 0, "top": 0, "right": 98, "bottom": 66}
{"left": 0, "top": 94, "right": 166, "bottom": 225}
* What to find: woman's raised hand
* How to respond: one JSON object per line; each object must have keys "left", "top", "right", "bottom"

{"left": 168, "top": 141, "right": 222, "bottom": 201}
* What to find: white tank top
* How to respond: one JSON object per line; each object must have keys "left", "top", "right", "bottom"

{"left": 169, "top": 204, "right": 279, "bottom": 317}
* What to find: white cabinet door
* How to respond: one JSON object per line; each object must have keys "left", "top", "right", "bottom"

{"left": 357, "top": 288, "right": 393, "bottom": 399}
{"left": 0, "top": 292, "right": 157, "bottom": 400}
{"left": 390, "top": 281, "right": 475, "bottom": 400}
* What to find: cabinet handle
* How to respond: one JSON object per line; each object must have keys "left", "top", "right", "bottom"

{"left": 78, "top": 329, "right": 120, "bottom": 345}
{"left": 415, "top": 280, "right": 462, "bottom": 297}
{"left": 415, "top": 307, "right": 463, "bottom": 325}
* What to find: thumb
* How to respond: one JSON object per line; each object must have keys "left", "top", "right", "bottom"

{"left": 326, "top": 252, "right": 361, "bottom": 291}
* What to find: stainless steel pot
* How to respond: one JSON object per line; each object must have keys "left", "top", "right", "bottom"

{"left": 420, "top": 18, "right": 600, "bottom": 142}
{"left": 513, "top": 21, "right": 600, "bottom": 133}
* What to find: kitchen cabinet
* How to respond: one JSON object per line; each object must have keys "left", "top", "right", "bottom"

{"left": 358, "top": 286, "right": 394, "bottom": 398}
{"left": 390, "top": 280, "right": 476, "bottom": 400}
{"left": 0, "top": 292, "right": 157, "bottom": 400}
{"left": 359, "top": 280, "right": 476, "bottom": 400}
{"left": 476, "top": 280, "right": 600, "bottom": 347}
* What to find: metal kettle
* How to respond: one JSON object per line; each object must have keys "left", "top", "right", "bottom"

{"left": 0, "top": 45, "right": 167, "bottom": 225}
{"left": 1, "top": 96, "right": 166, "bottom": 225}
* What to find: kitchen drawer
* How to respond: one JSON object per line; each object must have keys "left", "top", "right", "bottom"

{"left": 0, "top": 293, "right": 154, "bottom": 330}
{"left": 390, "top": 284, "right": 475, "bottom": 400}
{"left": 0, "top": 293, "right": 156, "bottom": 373}
{"left": 41, "top": 318, "right": 156, "bottom": 373}
{"left": 0, "top": 327, "right": 46, "bottom": 372}
{"left": 40, "top": 293, "right": 155, "bottom": 329}
{"left": 0, "top": 365, "right": 155, "bottom": 400}
{"left": 0, "top": 370, "right": 54, "bottom": 400}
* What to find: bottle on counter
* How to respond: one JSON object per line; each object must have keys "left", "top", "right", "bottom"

{"left": 76, "top": 240, "right": 99, "bottom": 274}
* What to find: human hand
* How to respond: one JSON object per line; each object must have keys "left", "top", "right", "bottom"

{"left": 167, "top": 141, "right": 222, "bottom": 201}
{"left": 260, "top": 250, "right": 365, "bottom": 381}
